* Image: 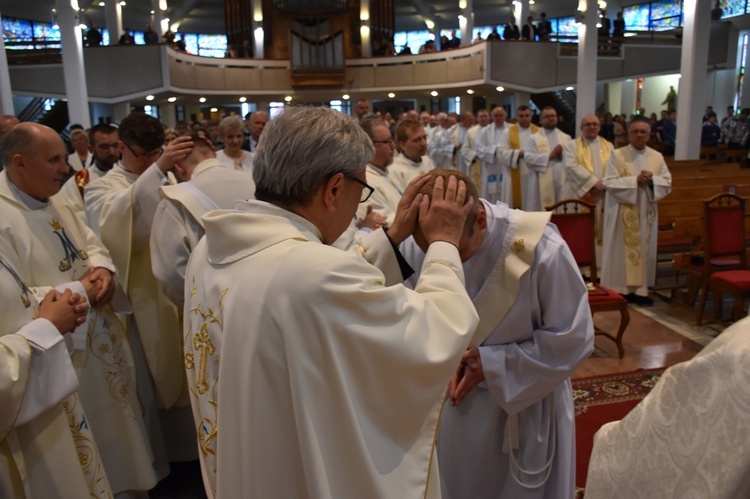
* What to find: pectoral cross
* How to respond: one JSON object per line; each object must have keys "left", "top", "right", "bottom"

{"left": 193, "top": 324, "right": 215, "bottom": 395}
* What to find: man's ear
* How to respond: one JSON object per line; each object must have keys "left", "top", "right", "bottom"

{"left": 322, "top": 172, "right": 345, "bottom": 212}
{"left": 475, "top": 204, "right": 488, "bottom": 232}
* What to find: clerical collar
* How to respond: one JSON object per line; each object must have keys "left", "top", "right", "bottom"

{"left": 368, "top": 162, "right": 387, "bottom": 175}
{"left": 7, "top": 176, "right": 48, "bottom": 209}
{"left": 628, "top": 144, "right": 647, "bottom": 154}
{"left": 402, "top": 152, "right": 421, "bottom": 164}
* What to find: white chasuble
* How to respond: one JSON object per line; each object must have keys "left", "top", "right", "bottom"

{"left": 524, "top": 128, "right": 571, "bottom": 212}
{"left": 388, "top": 153, "right": 435, "bottom": 193}
{"left": 475, "top": 124, "right": 507, "bottom": 203}
{"left": 601, "top": 146, "right": 672, "bottom": 296}
{"left": 184, "top": 199, "right": 479, "bottom": 499}
{"left": 0, "top": 172, "right": 158, "bottom": 494}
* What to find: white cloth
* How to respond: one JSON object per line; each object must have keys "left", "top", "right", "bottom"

{"left": 55, "top": 163, "right": 110, "bottom": 225}
{"left": 451, "top": 125, "right": 471, "bottom": 173}
{"left": 523, "top": 128, "right": 572, "bottom": 211}
{"left": 184, "top": 199, "right": 479, "bottom": 499}
{"left": 429, "top": 126, "right": 455, "bottom": 168}
{"left": 67, "top": 151, "right": 93, "bottom": 171}
{"left": 151, "top": 158, "right": 256, "bottom": 308}
{"left": 601, "top": 145, "right": 672, "bottom": 296}
{"left": 388, "top": 153, "right": 434, "bottom": 193}
{"left": 85, "top": 163, "right": 190, "bottom": 465}
{"left": 475, "top": 124, "right": 508, "bottom": 203}
{"left": 0, "top": 172, "right": 155, "bottom": 494}
{"left": 498, "top": 125, "right": 534, "bottom": 207}
{"left": 216, "top": 149, "right": 254, "bottom": 173}
{"left": 401, "top": 200, "right": 594, "bottom": 499}
{"left": 586, "top": 317, "right": 750, "bottom": 498}
{"left": 355, "top": 163, "right": 402, "bottom": 226}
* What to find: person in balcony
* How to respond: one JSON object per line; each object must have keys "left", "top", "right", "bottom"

{"left": 503, "top": 16, "right": 520, "bottom": 41}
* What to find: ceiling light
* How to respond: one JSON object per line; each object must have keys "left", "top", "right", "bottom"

{"left": 565, "top": 86, "right": 575, "bottom": 91}
{"left": 284, "top": 96, "right": 293, "bottom": 102}
{"left": 496, "top": 86, "right": 505, "bottom": 92}
{"left": 167, "top": 96, "right": 177, "bottom": 102}
{"left": 459, "top": 0, "right": 467, "bottom": 8}
{"left": 466, "top": 89, "right": 475, "bottom": 95}
{"left": 425, "top": 19, "right": 435, "bottom": 30}
{"left": 210, "top": 107, "right": 218, "bottom": 113}
{"left": 388, "top": 93, "right": 395, "bottom": 98}
{"left": 146, "top": 95, "right": 155, "bottom": 101}
{"left": 99, "top": 1, "right": 104, "bottom": 5}
{"left": 342, "top": 94, "right": 350, "bottom": 100}
{"left": 150, "top": 10, "right": 155, "bottom": 14}
{"left": 431, "top": 91, "right": 438, "bottom": 97}
{"left": 239, "top": 97, "right": 247, "bottom": 103}
{"left": 529, "top": 0, "right": 535, "bottom": 4}
{"left": 199, "top": 97, "right": 206, "bottom": 103}
{"left": 119, "top": 1, "right": 126, "bottom": 5}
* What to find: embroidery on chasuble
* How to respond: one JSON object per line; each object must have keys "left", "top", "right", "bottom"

{"left": 47, "top": 216, "right": 136, "bottom": 417}
{"left": 0, "top": 257, "right": 32, "bottom": 308}
{"left": 63, "top": 393, "right": 111, "bottom": 498}
{"left": 185, "top": 278, "right": 224, "bottom": 488}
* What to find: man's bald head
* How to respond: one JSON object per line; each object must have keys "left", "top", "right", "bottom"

{"left": 2, "top": 122, "right": 69, "bottom": 200}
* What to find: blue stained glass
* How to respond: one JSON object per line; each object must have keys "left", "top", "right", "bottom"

{"left": 393, "top": 30, "right": 433, "bottom": 55}
{"left": 183, "top": 33, "right": 198, "bottom": 54}
{"left": 198, "top": 34, "right": 227, "bottom": 58}
{"left": 624, "top": 4, "right": 651, "bottom": 31}
{"left": 719, "top": 0, "right": 746, "bottom": 18}
{"left": 2, "top": 17, "right": 33, "bottom": 41}
{"left": 33, "top": 22, "right": 61, "bottom": 41}
{"left": 650, "top": 0, "right": 682, "bottom": 30}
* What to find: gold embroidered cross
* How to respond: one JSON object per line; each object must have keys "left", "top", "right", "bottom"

{"left": 193, "top": 323, "right": 215, "bottom": 395}
{"left": 513, "top": 239, "right": 525, "bottom": 253}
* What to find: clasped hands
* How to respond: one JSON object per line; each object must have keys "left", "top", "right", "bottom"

{"left": 637, "top": 170, "right": 654, "bottom": 186}
{"left": 39, "top": 288, "right": 89, "bottom": 334}
{"left": 79, "top": 266, "right": 116, "bottom": 308}
{"left": 449, "top": 347, "right": 484, "bottom": 406}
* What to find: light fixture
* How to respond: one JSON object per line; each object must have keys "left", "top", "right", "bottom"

{"left": 565, "top": 86, "right": 575, "bottom": 91}
{"left": 459, "top": 0, "right": 467, "bottom": 9}
{"left": 361, "top": 25, "right": 370, "bottom": 36}
{"left": 466, "top": 89, "right": 475, "bottom": 95}
{"left": 425, "top": 19, "right": 435, "bottom": 30}
{"left": 331, "top": 100, "right": 342, "bottom": 105}
{"left": 199, "top": 97, "right": 206, "bottom": 103}
{"left": 254, "top": 13, "right": 263, "bottom": 22}
{"left": 529, "top": 0, "right": 535, "bottom": 4}
{"left": 284, "top": 96, "right": 293, "bottom": 102}
{"left": 168, "top": 96, "right": 177, "bottom": 102}
{"left": 431, "top": 91, "right": 438, "bottom": 97}
{"left": 239, "top": 97, "right": 247, "bottom": 103}
{"left": 458, "top": 15, "right": 465, "bottom": 21}
{"left": 598, "top": 1, "right": 607, "bottom": 9}
{"left": 146, "top": 95, "right": 155, "bottom": 101}
{"left": 388, "top": 93, "right": 395, "bottom": 98}
{"left": 496, "top": 86, "right": 505, "bottom": 92}
{"left": 342, "top": 94, "right": 350, "bottom": 100}
{"left": 98, "top": 1, "right": 104, "bottom": 5}
{"left": 596, "top": 23, "right": 602, "bottom": 28}
{"left": 78, "top": 23, "right": 87, "bottom": 30}
{"left": 210, "top": 107, "right": 218, "bottom": 113}
{"left": 624, "top": 32, "right": 637, "bottom": 37}
{"left": 119, "top": 1, "right": 126, "bottom": 5}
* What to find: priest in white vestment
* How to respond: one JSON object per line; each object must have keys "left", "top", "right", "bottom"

{"left": 184, "top": 107, "right": 480, "bottom": 499}
{"left": 451, "top": 111, "right": 474, "bottom": 173}
{"left": 429, "top": 113, "right": 455, "bottom": 168}
{"left": 0, "top": 123, "right": 160, "bottom": 494}
{"left": 85, "top": 113, "right": 197, "bottom": 465}
{"left": 354, "top": 119, "right": 402, "bottom": 226}
{"left": 67, "top": 129, "right": 94, "bottom": 172}
{"left": 562, "top": 114, "right": 614, "bottom": 269}
{"left": 498, "top": 105, "right": 539, "bottom": 209}
{"left": 586, "top": 316, "right": 750, "bottom": 498}
{"left": 56, "top": 124, "right": 120, "bottom": 224}
{"left": 0, "top": 242, "right": 114, "bottom": 499}
{"left": 400, "top": 169, "right": 594, "bottom": 499}
{"left": 462, "top": 109, "right": 490, "bottom": 189}
{"left": 475, "top": 107, "right": 509, "bottom": 203}
{"left": 601, "top": 119, "right": 672, "bottom": 301}
{"left": 151, "top": 133, "right": 256, "bottom": 309}
{"left": 524, "top": 106, "right": 572, "bottom": 211}
{"left": 389, "top": 120, "right": 434, "bottom": 192}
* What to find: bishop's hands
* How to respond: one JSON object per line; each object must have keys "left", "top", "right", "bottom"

{"left": 80, "top": 267, "right": 116, "bottom": 308}
{"left": 384, "top": 174, "right": 430, "bottom": 245}
{"left": 39, "top": 288, "right": 89, "bottom": 334}
{"left": 449, "top": 347, "right": 484, "bottom": 406}
{"left": 156, "top": 135, "right": 193, "bottom": 174}
{"left": 418, "top": 175, "right": 474, "bottom": 248}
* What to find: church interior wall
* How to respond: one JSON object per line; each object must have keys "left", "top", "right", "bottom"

{"left": 706, "top": 68, "right": 738, "bottom": 113}
{"left": 620, "top": 78, "right": 637, "bottom": 115}
{"left": 605, "top": 81, "right": 623, "bottom": 115}
{"left": 640, "top": 73, "right": 681, "bottom": 115}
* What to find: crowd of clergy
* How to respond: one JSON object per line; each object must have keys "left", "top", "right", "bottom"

{"left": 0, "top": 96, "right": 701, "bottom": 499}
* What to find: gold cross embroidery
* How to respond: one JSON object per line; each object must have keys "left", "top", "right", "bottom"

{"left": 193, "top": 323, "right": 216, "bottom": 395}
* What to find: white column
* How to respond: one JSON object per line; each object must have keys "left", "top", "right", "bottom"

{"left": 251, "top": 0, "right": 264, "bottom": 59}
{"left": 675, "top": 0, "right": 712, "bottom": 160}
{"left": 0, "top": 9, "right": 14, "bottom": 115}
{"left": 57, "top": 0, "right": 90, "bottom": 128}
{"left": 517, "top": 0, "right": 529, "bottom": 28}
{"left": 606, "top": 81, "right": 623, "bottom": 115}
{"left": 159, "top": 103, "right": 176, "bottom": 128}
{"left": 104, "top": 0, "right": 123, "bottom": 45}
{"left": 113, "top": 101, "right": 130, "bottom": 123}
{"left": 575, "top": 0, "right": 598, "bottom": 138}
{"left": 360, "top": 0, "right": 371, "bottom": 58}
{"left": 460, "top": 0, "right": 473, "bottom": 47}
{"left": 151, "top": 0, "right": 163, "bottom": 38}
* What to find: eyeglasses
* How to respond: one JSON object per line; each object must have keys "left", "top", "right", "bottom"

{"left": 123, "top": 141, "right": 164, "bottom": 161}
{"left": 372, "top": 139, "right": 394, "bottom": 146}
{"left": 344, "top": 174, "right": 375, "bottom": 203}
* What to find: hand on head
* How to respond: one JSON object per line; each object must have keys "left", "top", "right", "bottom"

{"left": 417, "top": 175, "right": 474, "bottom": 248}
{"left": 157, "top": 135, "right": 194, "bottom": 173}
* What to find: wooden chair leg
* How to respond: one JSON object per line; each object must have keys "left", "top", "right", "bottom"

{"left": 732, "top": 295, "right": 746, "bottom": 322}
{"left": 615, "top": 305, "right": 630, "bottom": 359}
{"left": 685, "top": 276, "right": 702, "bottom": 307}
{"left": 696, "top": 283, "right": 710, "bottom": 325}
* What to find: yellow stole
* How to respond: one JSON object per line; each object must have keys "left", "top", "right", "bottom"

{"left": 576, "top": 138, "right": 613, "bottom": 244}
{"left": 611, "top": 147, "right": 662, "bottom": 287}
{"left": 508, "top": 124, "right": 538, "bottom": 209}
{"left": 530, "top": 130, "right": 558, "bottom": 209}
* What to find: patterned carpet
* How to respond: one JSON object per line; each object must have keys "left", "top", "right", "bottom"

{"left": 572, "top": 368, "right": 666, "bottom": 491}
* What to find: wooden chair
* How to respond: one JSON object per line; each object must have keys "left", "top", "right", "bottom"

{"left": 674, "top": 193, "right": 746, "bottom": 308}
{"left": 547, "top": 199, "right": 630, "bottom": 358}
{"left": 694, "top": 193, "right": 750, "bottom": 324}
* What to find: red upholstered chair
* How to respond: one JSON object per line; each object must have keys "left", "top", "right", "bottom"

{"left": 547, "top": 199, "right": 630, "bottom": 358}
{"left": 675, "top": 193, "right": 747, "bottom": 307}
{"left": 694, "top": 194, "right": 750, "bottom": 324}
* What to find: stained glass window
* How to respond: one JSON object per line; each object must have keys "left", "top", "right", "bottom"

{"left": 33, "top": 22, "right": 61, "bottom": 41}
{"left": 623, "top": 4, "right": 651, "bottom": 31}
{"left": 1, "top": 17, "right": 33, "bottom": 42}
{"left": 719, "top": 0, "right": 747, "bottom": 18}
{"left": 198, "top": 34, "right": 228, "bottom": 58}
{"left": 650, "top": 0, "right": 682, "bottom": 31}
{"left": 393, "top": 30, "right": 433, "bottom": 55}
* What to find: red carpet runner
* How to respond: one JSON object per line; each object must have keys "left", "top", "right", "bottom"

{"left": 572, "top": 368, "right": 666, "bottom": 489}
